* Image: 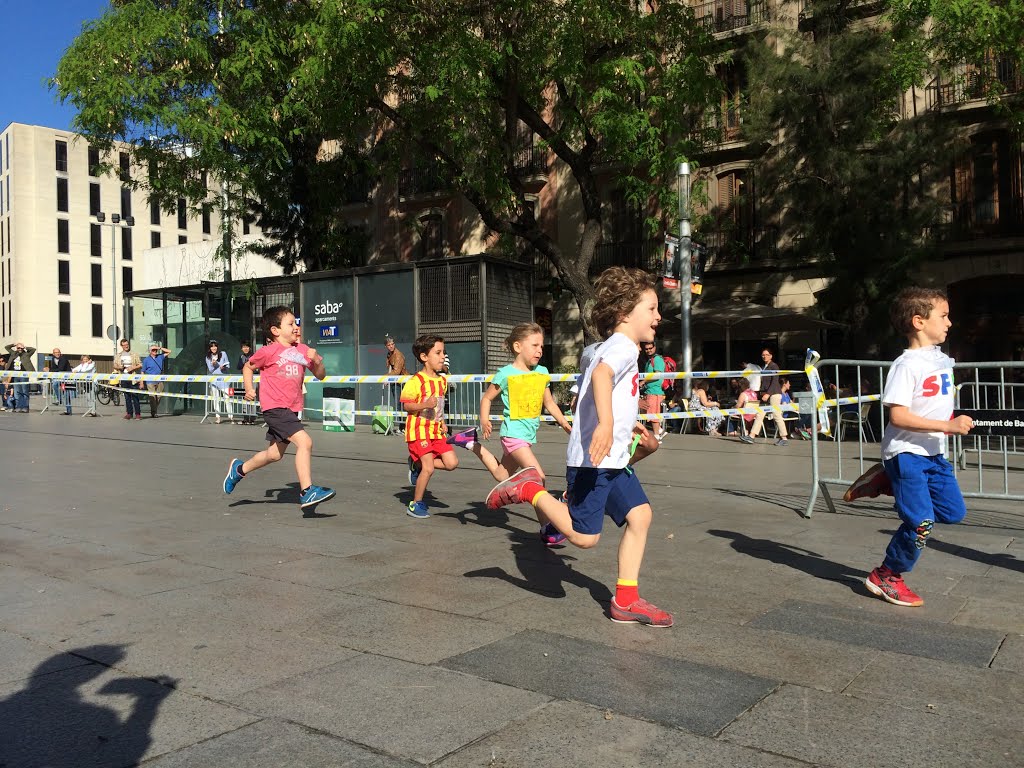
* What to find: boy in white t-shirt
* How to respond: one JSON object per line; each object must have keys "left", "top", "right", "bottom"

{"left": 484, "top": 267, "right": 671, "bottom": 627}
{"left": 863, "top": 287, "right": 974, "bottom": 607}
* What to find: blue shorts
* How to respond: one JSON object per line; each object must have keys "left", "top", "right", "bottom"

{"left": 565, "top": 467, "right": 650, "bottom": 535}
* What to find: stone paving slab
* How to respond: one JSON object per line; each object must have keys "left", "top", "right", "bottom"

{"left": 721, "top": 683, "right": 1023, "bottom": 768}
{"left": 434, "top": 700, "right": 808, "bottom": 768}
{"left": 748, "top": 599, "right": 1003, "bottom": 666}
{"left": 77, "top": 555, "right": 235, "bottom": 597}
{"left": 231, "top": 653, "right": 550, "bottom": 764}
{"left": 145, "top": 718, "right": 420, "bottom": 768}
{"left": 0, "top": 658, "right": 258, "bottom": 768}
{"left": 992, "top": 633, "right": 1024, "bottom": 674}
{"left": 439, "top": 629, "right": 779, "bottom": 736}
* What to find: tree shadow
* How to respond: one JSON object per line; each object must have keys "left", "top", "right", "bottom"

{"left": 0, "top": 644, "right": 176, "bottom": 768}
{"left": 879, "top": 529, "right": 1024, "bottom": 574}
{"left": 707, "top": 529, "right": 868, "bottom": 591}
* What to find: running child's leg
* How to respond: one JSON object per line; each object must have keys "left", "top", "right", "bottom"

{"left": 414, "top": 451, "right": 437, "bottom": 501}
{"left": 617, "top": 503, "right": 652, "bottom": 582}
{"left": 506, "top": 445, "right": 544, "bottom": 482}
{"left": 288, "top": 429, "right": 314, "bottom": 489}
{"left": 242, "top": 440, "right": 289, "bottom": 475}
{"left": 611, "top": 501, "right": 671, "bottom": 626}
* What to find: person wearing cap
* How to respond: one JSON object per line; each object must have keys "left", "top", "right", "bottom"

{"left": 4, "top": 342, "right": 36, "bottom": 413}
{"left": 141, "top": 344, "right": 172, "bottom": 418}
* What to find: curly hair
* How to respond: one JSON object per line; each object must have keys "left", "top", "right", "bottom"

{"left": 590, "top": 267, "right": 657, "bottom": 339}
{"left": 504, "top": 322, "right": 544, "bottom": 356}
{"left": 890, "top": 286, "right": 947, "bottom": 335}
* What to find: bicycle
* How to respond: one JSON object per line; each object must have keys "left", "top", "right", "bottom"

{"left": 96, "top": 383, "right": 121, "bottom": 407}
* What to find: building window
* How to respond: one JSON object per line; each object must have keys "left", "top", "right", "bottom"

{"left": 88, "top": 146, "right": 100, "bottom": 176}
{"left": 150, "top": 197, "right": 160, "bottom": 225}
{"left": 56, "top": 178, "right": 69, "bottom": 213}
{"left": 121, "top": 227, "right": 132, "bottom": 260}
{"left": 122, "top": 266, "right": 133, "bottom": 293}
{"left": 55, "top": 140, "right": 68, "bottom": 172}
{"left": 242, "top": 217, "right": 251, "bottom": 235}
{"left": 151, "top": 231, "right": 161, "bottom": 248}
{"left": 202, "top": 203, "right": 212, "bottom": 234}
{"left": 417, "top": 213, "right": 444, "bottom": 261}
{"left": 120, "top": 186, "right": 132, "bottom": 219}
{"left": 178, "top": 235, "right": 187, "bottom": 245}
{"left": 91, "top": 223, "right": 102, "bottom": 257}
{"left": 89, "top": 183, "right": 101, "bottom": 216}
{"left": 91, "top": 304, "right": 103, "bottom": 337}
{"left": 57, "top": 219, "right": 70, "bottom": 254}
{"left": 91, "top": 263, "right": 102, "bottom": 297}
{"left": 58, "top": 260, "right": 71, "bottom": 294}
{"left": 58, "top": 301, "right": 71, "bottom": 336}
{"left": 177, "top": 198, "right": 187, "bottom": 229}
{"left": 119, "top": 151, "right": 131, "bottom": 182}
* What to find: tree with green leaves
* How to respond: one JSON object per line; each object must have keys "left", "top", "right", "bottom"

{"left": 742, "top": 0, "right": 957, "bottom": 354}
{"left": 54, "top": 1, "right": 721, "bottom": 340}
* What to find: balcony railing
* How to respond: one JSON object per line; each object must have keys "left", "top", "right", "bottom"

{"left": 928, "top": 198, "right": 1024, "bottom": 242}
{"left": 513, "top": 136, "right": 547, "bottom": 178}
{"left": 925, "top": 59, "right": 1024, "bottom": 111}
{"left": 694, "top": 0, "right": 769, "bottom": 33}
{"left": 398, "top": 161, "right": 449, "bottom": 199}
{"left": 590, "top": 240, "right": 663, "bottom": 275}
{"left": 700, "top": 226, "right": 778, "bottom": 266}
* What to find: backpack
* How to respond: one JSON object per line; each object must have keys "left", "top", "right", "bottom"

{"left": 661, "top": 356, "right": 677, "bottom": 393}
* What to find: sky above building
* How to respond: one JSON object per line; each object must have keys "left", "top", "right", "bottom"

{"left": 0, "top": 0, "right": 111, "bottom": 132}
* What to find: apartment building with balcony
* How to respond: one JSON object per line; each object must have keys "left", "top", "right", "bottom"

{"left": 0, "top": 122, "right": 282, "bottom": 363}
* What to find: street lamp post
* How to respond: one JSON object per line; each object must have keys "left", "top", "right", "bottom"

{"left": 677, "top": 162, "right": 692, "bottom": 398}
{"left": 93, "top": 212, "right": 134, "bottom": 358}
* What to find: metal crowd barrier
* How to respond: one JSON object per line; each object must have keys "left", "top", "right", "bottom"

{"left": 201, "top": 378, "right": 262, "bottom": 425}
{"left": 804, "top": 358, "right": 1024, "bottom": 518}
{"left": 37, "top": 379, "right": 97, "bottom": 417}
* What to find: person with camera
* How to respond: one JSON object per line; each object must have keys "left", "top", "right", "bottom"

{"left": 4, "top": 342, "right": 36, "bottom": 413}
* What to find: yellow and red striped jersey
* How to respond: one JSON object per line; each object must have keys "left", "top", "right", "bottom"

{"left": 401, "top": 372, "right": 447, "bottom": 442}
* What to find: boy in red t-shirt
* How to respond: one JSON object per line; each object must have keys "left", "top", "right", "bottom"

{"left": 222, "top": 306, "right": 335, "bottom": 510}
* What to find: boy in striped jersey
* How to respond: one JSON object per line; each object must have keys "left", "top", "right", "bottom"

{"left": 402, "top": 335, "right": 462, "bottom": 518}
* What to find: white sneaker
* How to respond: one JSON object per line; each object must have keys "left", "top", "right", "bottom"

{"left": 655, "top": 431, "right": 666, "bottom": 444}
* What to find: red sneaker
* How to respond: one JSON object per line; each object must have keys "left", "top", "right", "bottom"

{"left": 485, "top": 466, "right": 545, "bottom": 509}
{"left": 843, "top": 463, "right": 892, "bottom": 502}
{"left": 865, "top": 566, "right": 923, "bottom": 607}
{"left": 609, "top": 597, "right": 674, "bottom": 627}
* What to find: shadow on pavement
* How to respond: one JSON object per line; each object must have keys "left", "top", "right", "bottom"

{"left": 879, "top": 529, "right": 1024, "bottom": 574}
{"left": 0, "top": 644, "right": 176, "bottom": 768}
{"left": 434, "top": 500, "right": 538, "bottom": 535}
{"left": 708, "top": 529, "right": 868, "bottom": 589}
{"left": 228, "top": 482, "right": 338, "bottom": 517}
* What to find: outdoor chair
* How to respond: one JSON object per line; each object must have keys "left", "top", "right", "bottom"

{"left": 838, "top": 401, "right": 875, "bottom": 442}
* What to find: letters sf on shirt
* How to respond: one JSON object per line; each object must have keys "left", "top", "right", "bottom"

{"left": 921, "top": 373, "right": 953, "bottom": 398}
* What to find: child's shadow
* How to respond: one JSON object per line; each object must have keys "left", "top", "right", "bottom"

{"left": 465, "top": 536, "right": 612, "bottom": 608}
{"left": 879, "top": 529, "right": 1024, "bottom": 574}
{"left": 229, "top": 482, "right": 337, "bottom": 518}
{"left": 392, "top": 489, "right": 449, "bottom": 509}
{"left": 434, "top": 501, "right": 536, "bottom": 535}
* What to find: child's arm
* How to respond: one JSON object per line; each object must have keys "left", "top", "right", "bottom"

{"left": 479, "top": 383, "right": 501, "bottom": 438}
{"left": 404, "top": 396, "right": 438, "bottom": 414}
{"left": 588, "top": 362, "right": 615, "bottom": 465}
{"left": 242, "top": 361, "right": 257, "bottom": 400}
{"left": 542, "top": 387, "right": 571, "bottom": 434}
{"left": 887, "top": 405, "right": 973, "bottom": 435}
{"left": 305, "top": 347, "right": 327, "bottom": 380}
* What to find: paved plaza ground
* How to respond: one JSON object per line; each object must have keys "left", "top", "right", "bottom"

{"left": 1, "top": 406, "right": 1022, "bottom": 767}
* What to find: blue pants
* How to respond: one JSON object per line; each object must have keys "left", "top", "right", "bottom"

{"left": 123, "top": 380, "right": 141, "bottom": 416}
{"left": 882, "top": 453, "right": 965, "bottom": 574}
{"left": 13, "top": 382, "right": 29, "bottom": 410}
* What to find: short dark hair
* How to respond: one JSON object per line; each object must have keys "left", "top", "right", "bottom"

{"left": 591, "top": 267, "right": 656, "bottom": 339}
{"left": 261, "top": 305, "right": 294, "bottom": 341}
{"left": 890, "top": 286, "right": 947, "bottom": 335}
{"left": 412, "top": 334, "right": 444, "bottom": 362}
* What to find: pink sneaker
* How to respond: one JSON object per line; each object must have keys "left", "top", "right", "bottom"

{"left": 539, "top": 522, "right": 566, "bottom": 547}
{"left": 485, "top": 467, "right": 545, "bottom": 509}
{"left": 844, "top": 463, "right": 892, "bottom": 502}
{"left": 609, "top": 597, "right": 674, "bottom": 627}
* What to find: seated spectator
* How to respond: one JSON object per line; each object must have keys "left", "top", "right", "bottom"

{"left": 728, "top": 377, "right": 758, "bottom": 437}
{"left": 689, "top": 378, "right": 723, "bottom": 436}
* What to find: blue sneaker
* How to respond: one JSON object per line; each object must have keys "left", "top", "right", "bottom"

{"left": 407, "top": 456, "right": 420, "bottom": 487}
{"left": 446, "top": 427, "right": 478, "bottom": 449}
{"left": 406, "top": 500, "right": 430, "bottom": 519}
{"left": 299, "top": 485, "right": 336, "bottom": 508}
{"left": 223, "top": 459, "right": 244, "bottom": 494}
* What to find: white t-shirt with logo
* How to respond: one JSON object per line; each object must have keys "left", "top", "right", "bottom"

{"left": 567, "top": 333, "right": 640, "bottom": 469}
{"left": 881, "top": 346, "right": 955, "bottom": 460}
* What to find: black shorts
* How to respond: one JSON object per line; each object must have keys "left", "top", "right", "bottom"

{"left": 262, "top": 408, "right": 305, "bottom": 444}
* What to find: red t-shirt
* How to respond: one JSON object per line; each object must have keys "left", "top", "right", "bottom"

{"left": 247, "top": 342, "right": 319, "bottom": 412}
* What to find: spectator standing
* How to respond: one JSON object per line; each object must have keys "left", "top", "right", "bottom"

{"left": 4, "top": 342, "right": 36, "bottom": 413}
{"left": 742, "top": 347, "right": 789, "bottom": 446}
{"left": 385, "top": 335, "right": 409, "bottom": 426}
{"left": 640, "top": 341, "right": 666, "bottom": 441}
{"left": 205, "top": 340, "right": 232, "bottom": 424}
{"left": 73, "top": 355, "right": 97, "bottom": 416}
{"left": 237, "top": 341, "right": 256, "bottom": 424}
{"left": 115, "top": 339, "right": 142, "bottom": 420}
{"left": 141, "top": 345, "right": 172, "bottom": 418}
{"left": 50, "top": 348, "right": 73, "bottom": 415}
